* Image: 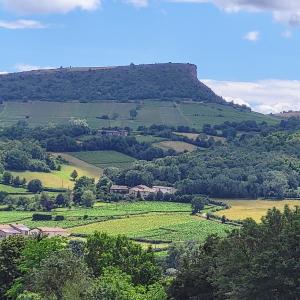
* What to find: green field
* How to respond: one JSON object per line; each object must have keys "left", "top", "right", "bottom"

{"left": 134, "top": 134, "right": 166, "bottom": 144}
{"left": 71, "top": 213, "right": 231, "bottom": 242}
{"left": 67, "top": 151, "right": 136, "bottom": 169}
{"left": 0, "top": 183, "right": 28, "bottom": 194}
{"left": 0, "top": 101, "right": 278, "bottom": 130}
{"left": 11, "top": 162, "right": 101, "bottom": 189}
{"left": 0, "top": 201, "right": 231, "bottom": 244}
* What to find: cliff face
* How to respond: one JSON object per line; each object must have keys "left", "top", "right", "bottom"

{"left": 0, "top": 63, "right": 224, "bottom": 103}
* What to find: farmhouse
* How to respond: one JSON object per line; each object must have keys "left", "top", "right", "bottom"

{"left": 110, "top": 185, "right": 129, "bottom": 194}
{"left": 10, "top": 224, "right": 31, "bottom": 235}
{"left": 0, "top": 224, "right": 30, "bottom": 239}
{"left": 30, "top": 227, "right": 69, "bottom": 237}
{"left": 98, "top": 129, "right": 128, "bottom": 137}
{"left": 153, "top": 186, "right": 177, "bottom": 194}
{"left": 129, "top": 185, "right": 156, "bottom": 199}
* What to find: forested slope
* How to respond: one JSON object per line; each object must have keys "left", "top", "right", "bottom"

{"left": 0, "top": 63, "right": 225, "bottom": 103}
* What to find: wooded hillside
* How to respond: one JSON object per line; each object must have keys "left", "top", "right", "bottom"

{"left": 0, "top": 63, "right": 225, "bottom": 103}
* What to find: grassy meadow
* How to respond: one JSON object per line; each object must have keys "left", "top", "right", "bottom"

{"left": 154, "top": 140, "right": 198, "bottom": 153}
{"left": 0, "top": 101, "right": 278, "bottom": 130}
{"left": 215, "top": 199, "right": 300, "bottom": 222}
{"left": 11, "top": 162, "right": 101, "bottom": 189}
{"left": 0, "top": 183, "right": 28, "bottom": 194}
{"left": 67, "top": 151, "right": 136, "bottom": 169}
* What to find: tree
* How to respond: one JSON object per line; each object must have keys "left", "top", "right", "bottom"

{"left": 90, "top": 267, "right": 166, "bottom": 300}
{"left": 27, "top": 179, "right": 43, "bottom": 193}
{"left": 0, "top": 236, "right": 26, "bottom": 299}
{"left": 191, "top": 196, "right": 206, "bottom": 214}
{"left": 70, "top": 169, "right": 78, "bottom": 181}
{"left": 96, "top": 176, "right": 112, "bottom": 194}
{"left": 39, "top": 193, "right": 54, "bottom": 211}
{"left": 13, "top": 176, "right": 22, "bottom": 187}
{"left": 81, "top": 190, "right": 96, "bottom": 208}
{"left": 169, "top": 206, "right": 300, "bottom": 300}
{"left": 130, "top": 109, "right": 138, "bottom": 120}
{"left": 2, "top": 171, "right": 13, "bottom": 185}
{"left": 73, "top": 176, "right": 95, "bottom": 205}
{"left": 30, "top": 250, "right": 91, "bottom": 300}
{"left": 169, "top": 236, "right": 219, "bottom": 300}
{"left": 4, "top": 149, "right": 30, "bottom": 170}
{"left": 85, "top": 233, "right": 161, "bottom": 285}
{"left": 55, "top": 193, "right": 70, "bottom": 207}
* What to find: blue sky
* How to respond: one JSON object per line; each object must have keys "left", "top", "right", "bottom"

{"left": 0, "top": 0, "right": 300, "bottom": 113}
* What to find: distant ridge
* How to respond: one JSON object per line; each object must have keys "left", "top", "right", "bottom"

{"left": 0, "top": 63, "right": 225, "bottom": 104}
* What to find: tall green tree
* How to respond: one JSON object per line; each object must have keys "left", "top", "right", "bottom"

{"left": 85, "top": 233, "right": 161, "bottom": 285}
{"left": 0, "top": 236, "right": 26, "bottom": 299}
{"left": 30, "top": 250, "right": 91, "bottom": 300}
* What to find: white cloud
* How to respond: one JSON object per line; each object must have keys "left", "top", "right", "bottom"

{"left": 169, "top": 0, "right": 300, "bottom": 26}
{"left": 243, "top": 30, "right": 259, "bottom": 42}
{"left": 126, "top": 0, "right": 149, "bottom": 8}
{"left": 0, "top": 71, "right": 8, "bottom": 75}
{"left": 15, "top": 64, "right": 55, "bottom": 72}
{"left": 0, "top": 19, "right": 46, "bottom": 29}
{"left": 202, "top": 79, "right": 300, "bottom": 114}
{"left": 0, "top": 0, "right": 100, "bottom": 14}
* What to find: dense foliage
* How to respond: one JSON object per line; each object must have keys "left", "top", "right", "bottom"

{"left": 111, "top": 128, "right": 300, "bottom": 199}
{"left": 0, "top": 121, "right": 173, "bottom": 162}
{"left": 168, "top": 206, "right": 300, "bottom": 300}
{"left": 0, "top": 63, "right": 224, "bottom": 104}
{"left": 0, "top": 140, "right": 57, "bottom": 172}
{"left": 0, "top": 233, "right": 165, "bottom": 300}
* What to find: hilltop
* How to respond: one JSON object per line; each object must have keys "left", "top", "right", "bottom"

{"left": 0, "top": 63, "right": 225, "bottom": 103}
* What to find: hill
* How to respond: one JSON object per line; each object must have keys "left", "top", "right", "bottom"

{"left": 0, "top": 100, "right": 277, "bottom": 129}
{"left": 0, "top": 63, "right": 226, "bottom": 103}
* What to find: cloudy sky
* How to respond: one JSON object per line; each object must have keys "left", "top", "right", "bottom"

{"left": 0, "top": 0, "right": 299, "bottom": 113}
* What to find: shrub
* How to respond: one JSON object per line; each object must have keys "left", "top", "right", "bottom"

{"left": 32, "top": 213, "right": 52, "bottom": 221}
{"left": 54, "top": 215, "right": 65, "bottom": 221}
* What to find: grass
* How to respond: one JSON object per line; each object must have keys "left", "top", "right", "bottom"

{"left": 66, "top": 151, "right": 136, "bottom": 169}
{"left": 0, "top": 210, "right": 33, "bottom": 223}
{"left": 154, "top": 141, "right": 198, "bottom": 153}
{"left": 0, "top": 183, "right": 28, "bottom": 194}
{"left": 11, "top": 162, "right": 101, "bottom": 189}
{"left": 215, "top": 199, "right": 300, "bottom": 222}
{"left": 0, "top": 101, "right": 278, "bottom": 130}
{"left": 134, "top": 135, "right": 166, "bottom": 144}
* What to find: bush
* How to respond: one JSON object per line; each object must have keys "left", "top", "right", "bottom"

{"left": 27, "top": 179, "right": 43, "bottom": 193}
{"left": 54, "top": 215, "right": 65, "bottom": 221}
{"left": 32, "top": 213, "right": 52, "bottom": 221}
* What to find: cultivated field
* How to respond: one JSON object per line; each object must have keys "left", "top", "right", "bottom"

{"left": 0, "top": 101, "right": 278, "bottom": 130}
{"left": 0, "top": 201, "right": 231, "bottom": 245}
{"left": 215, "top": 199, "right": 300, "bottom": 222}
{"left": 67, "top": 151, "right": 136, "bottom": 169}
{"left": 154, "top": 141, "right": 198, "bottom": 153}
